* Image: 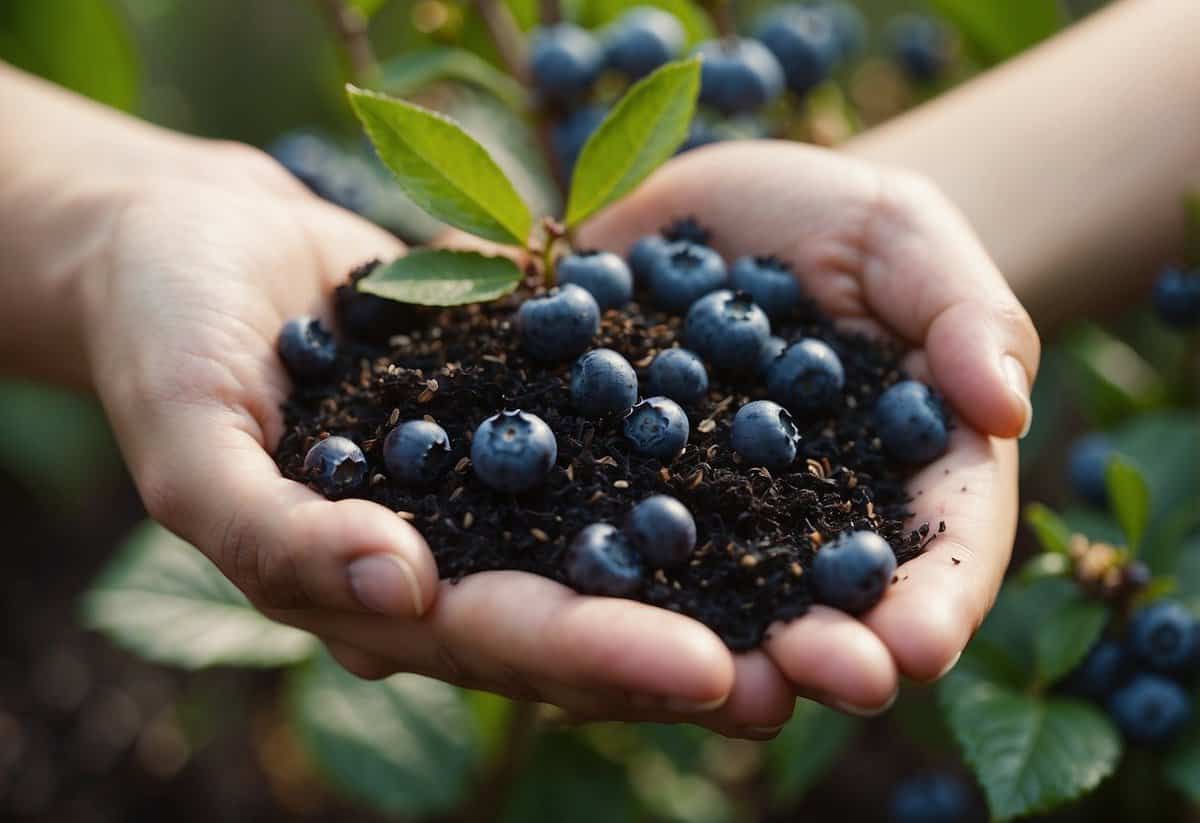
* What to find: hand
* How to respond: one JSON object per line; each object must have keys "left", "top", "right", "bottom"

{"left": 582, "top": 141, "right": 1039, "bottom": 714}
{"left": 82, "top": 140, "right": 784, "bottom": 740}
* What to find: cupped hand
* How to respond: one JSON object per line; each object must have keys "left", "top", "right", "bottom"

{"left": 582, "top": 140, "right": 1040, "bottom": 713}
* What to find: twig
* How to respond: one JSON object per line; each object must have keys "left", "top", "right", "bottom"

{"left": 705, "top": 0, "right": 737, "bottom": 39}
{"left": 318, "top": 0, "right": 378, "bottom": 85}
{"left": 539, "top": 0, "right": 563, "bottom": 25}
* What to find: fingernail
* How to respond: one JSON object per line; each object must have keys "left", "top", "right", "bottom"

{"left": 1002, "top": 355, "right": 1033, "bottom": 438}
{"left": 830, "top": 690, "right": 898, "bottom": 718}
{"left": 665, "top": 695, "right": 728, "bottom": 714}
{"left": 348, "top": 554, "right": 423, "bottom": 617}
{"left": 934, "top": 650, "right": 963, "bottom": 681}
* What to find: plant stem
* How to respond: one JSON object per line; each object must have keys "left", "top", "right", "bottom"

{"left": 318, "top": 0, "right": 379, "bottom": 86}
{"left": 541, "top": 218, "right": 566, "bottom": 288}
{"left": 705, "top": 0, "right": 737, "bottom": 39}
{"left": 539, "top": 0, "right": 563, "bottom": 25}
{"left": 458, "top": 700, "right": 540, "bottom": 821}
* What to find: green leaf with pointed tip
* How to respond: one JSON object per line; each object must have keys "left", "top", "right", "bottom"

{"left": 358, "top": 249, "right": 522, "bottom": 306}
{"left": 1033, "top": 596, "right": 1110, "bottom": 685}
{"left": 290, "top": 652, "right": 478, "bottom": 817}
{"left": 565, "top": 58, "right": 700, "bottom": 227}
{"left": 347, "top": 86, "right": 532, "bottom": 245}
{"left": 1106, "top": 456, "right": 1150, "bottom": 554}
{"left": 81, "top": 521, "right": 317, "bottom": 669}
{"left": 940, "top": 676, "right": 1121, "bottom": 821}
{"left": 1024, "top": 503, "right": 1073, "bottom": 555}
{"left": 379, "top": 47, "right": 528, "bottom": 111}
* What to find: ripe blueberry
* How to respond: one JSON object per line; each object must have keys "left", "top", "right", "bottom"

{"left": 303, "top": 436, "right": 367, "bottom": 499}
{"left": 766, "top": 339, "right": 845, "bottom": 415}
{"left": 1061, "top": 639, "right": 1129, "bottom": 701}
{"left": 517, "top": 284, "right": 600, "bottom": 362}
{"left": 565, "top": 523, "right": 645, "bottom": 597}
{"left": 647, "top": 241, "right": 729, "bottom": 312}
{"left": 729, "top": 255, "right": 805, "bottom": 320}
{"left": 604, "top": 6, "right": 686, "bottom": 79}
{"left": 685, "top": 290, "right": 772, "bottom": 373}
{"left": 383, "top": 420, "right": 451, "bottom": 486}
{"left": 888, "top": 773, "right": 975, "bottom": 823}
{"left": 552, "top": 106, "right": 606, "bottom": 177}
{"left": 624, "top": 495, "right": 697, "bottom": 569}
{"left": 471, "top": 410, "right": 558, "bottom": 494}
{"left": 570, "top": 348, "right": 639, "bottom": 418}
{"left": 759, "top": 335, "right": 787, "bottom": 375}
{"left": 1151, "top": 267, "right": 1200, "bottom": 329}
{"left": 623, "top": 396, "right": 690, "bottom": 461}
{"left": 695, "top": 38, "right": 785, "bottom": 114}
{"left": 628, "top": 233, "right": 669, "bottom": 287}
{"left": 278, "top": 316, "right": 338, "bottom": 383}
{"left": 820, "top": 2, "right": 868, "bottom": 60}
{"left": 646, "top": 348, "right": 709, "bottom": 406}
{"left": 756, "top": 6, "right": 840, "bottom": 97}
{"left": 1108, "top": 673, "right": 1193, "bottom": 747}
{"left": 810, "top": 530, "right": 897, "bottom": 615}
{"left": 557, "top": 251, "right": 633, "bottom": 311}
{"left": 661, "top": 216, "right": 711, "bottom": 245}
{"left": 1128, "top": 600, "right": 1199, "bottom": 675}
{"left": 731, "top": 400, "right": 800, "bottom": 470}
{"left": 1067, "top": 433, "right": 1114, "bottom": 508}
{"left": 889, "top": 14, "right": 951, "bottom": 84}
{"left": 873, "top": 380, "right": 949, "bottom": 464}
{"left": 530, "top": 23, "right": 604, "bottom": 102}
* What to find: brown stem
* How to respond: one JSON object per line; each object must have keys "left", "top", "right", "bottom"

{"left": 705, "top": 0, "right": 737, "bottom": 39}
{"left": 539, "top": 0, "right": 563, "bottom": 25}
{"left": 318, "top": 0, "right": 378, "bottom": 85}
{"left": 457, "top": 701, "right": 540, "bottom": 821}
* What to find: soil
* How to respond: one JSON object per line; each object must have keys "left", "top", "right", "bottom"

{"left": 275, "top": 256, "right": 941, "bottom": 651}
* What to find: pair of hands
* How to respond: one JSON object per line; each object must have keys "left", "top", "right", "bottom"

{"left": 86, "top": 137, "right": 1038, "bottom": 739}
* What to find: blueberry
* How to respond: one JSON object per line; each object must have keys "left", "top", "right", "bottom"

{"left": 695, "top": 38, "right": 785, "bottom": 114}
{"left": 1067, "top": 433, "right": 1114, "bottom": 508}
{"left": 1128, "top": 600, "right": 1199, "bottom": 675}
{"left": 623, "top": 396, "right": 690, "bottom": 461}
{"left": 888, "top": 772, "right": 975, "bottom": 823}
{"left": 756, "top": 6, "right": 840, "bottom": 97}
{"left": 646, "top": 348, "right": 709, "bottom": 406}
{"left": 874, "top": 380, "right": 949, "bottom": 464}
{"left": 819, "top": 1, "right": 868, "bottom": 61}
{"left": 661, "top": 216, "right": 711, "bottom": 245}
{"left": 383, "top": 420, "right": 451, "bottom": 486}
{"left": 889, "top": 14, "right": 951, "bottom": 84}
{"left": 759, "top": 335, "right": 787, "bottom": 375}
{"left": 729, "top": 255, "right": 805, "bottom": 319}
{"left": 731, "top": 400, "right": 800, "bottom": 470}
{"left": 269, "top": 131, "right": 375, "bottom": 214}
{"left": 1151, "top": 267, "right": 1200, "bottom": 329}
{"left": 570, "top": 348, "right": 639, "bottom": 418}
{"left": 1061, "top": 639, "right": 1129, "bottom": 701}
{"left": 1108, "top": 673, "right": 1193, "bottom": 747}
{"left": 303, "top": 436, "right": 367, "bottom": 499}
{"left": 811, "top": 530, "right": 897, "bottom": 615}
{"left": 766, "top": 339, "right": 845, "bottom": 415}
{"left": 685, "top": 290, "right": 772, "bottom": 372}
{"left": 604, "top": 6, "right": 686, "bottom": 79}
{"left": 647, "top": 241, "right": 729, "bottom": 312}
{"left": 624, "top": 495, "right": 697, "bottom": 569}
{"left": 278, "top": 316, "right": 338, "bottom": 383}
{"left": 557, "top": 251, "right": 633, "bottom": 311}
{"left": 470, "top": 410, "right": 558, "bottom": 493}
{"left": 565, "top": 523, "right": 645, "bottom": 596}
{"left": 530, "top": 23, "right": 604, "bottom": 102}
{"left": 517, "top": 284, "right": 601, "bottom": 362}
{"left": 552, "top": 106, "right": 607, "bottom": 176}
{"left": 628, "top": 234, "right": 670, "bottom": 287}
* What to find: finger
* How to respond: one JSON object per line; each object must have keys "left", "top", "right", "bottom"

{"left": 273, "top": 570, "right": 735, "bottom": 714}
{"left": 862, "top": 427, "right": 1018, "bottom": 683}
{"left": 763, "top": 606, "right": 899, "bottom": 716}
{"left": 324, "top": 640, "right": 396, "bottom": 681}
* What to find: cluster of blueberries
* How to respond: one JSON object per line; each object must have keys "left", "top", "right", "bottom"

{"left": 1062, "top": 598, "right": 1198, "bottom": 747}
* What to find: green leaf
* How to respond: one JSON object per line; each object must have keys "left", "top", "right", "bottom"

{"left": 358, "top": 249, "right": 522, "bottom": 306}
{"left": 1033, "top": 597, "right": 1110, "bottom": 685}
{"left": 347, "top": 86, "right": 532, "bottom": 245}
{"left": 1064, "top": 323, "right": 1167, "bottom": 428}
{"left": 0, "top": 0, "right": 139, "bottom": 112}
{"left": 928, "top": 0, "right": 1067, "bottom": 66}
{"left": 379, "top": 47, "right": 528, "bottom": 111}
{"left": 290, "top": 652, "right": 478, "bottom": 817}
{"left": 765, "top": 700, "right": 860, "bottom": 805}
{"left": 575, "top": 0, "right": 715, "bottom": 46}
{"left": 1106, "top": 456, "right": 1150, "bottom": 553}
{"left": 1165, "top": 725, "right": 1200, "bottom": 805}
{"left": 1019, "top": 552, "right": 1071, "bottom": 585}
{"left": 81, "top": 521, "right": 317, "bottom": 669}
{"left": 565, "top": 58, "right": 700, "bottom": 227}
{"left": 940, "top": 676, "right": 1122, "bottom": 821}
{"left": 1024, "top": 503, "right": 1073, "bottom": 555}
{"left": 503, "top": 731, "right": 635, "bottom": 823}
{"left": 1060, "top": 507, "right": 1125, "bottom": 547}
